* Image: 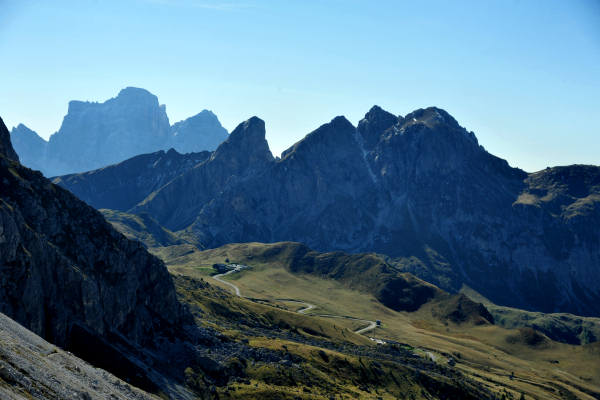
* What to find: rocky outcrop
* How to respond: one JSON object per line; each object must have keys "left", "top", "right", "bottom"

{"left": 55, "top": 106, "right": 600, "bottom": 317}
{"left": 11, "top": 88, "right": 229, "bottom": 176}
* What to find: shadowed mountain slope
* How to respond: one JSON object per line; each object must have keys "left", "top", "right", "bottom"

{"left": 0, "top": 116, "right": 197, "bottom": 396}
{"left": 53, "top": 148, "right": 211, "bottom": 211}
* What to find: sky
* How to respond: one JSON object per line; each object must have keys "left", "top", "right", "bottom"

{"left": 0, "top": 0, "right": 598, "bottom": 172}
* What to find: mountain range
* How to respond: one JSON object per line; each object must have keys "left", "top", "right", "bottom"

{"left": 56, "top": 106, "right": 600, "bottom": 318}
{"left": 10, "top": 87, "right": 228, "bottom": 176}
{"left": 1, "top": 114, "right": 515, "bottom": 399}
{"left": 2, "top": 108, "right": 600, "bottom": 399}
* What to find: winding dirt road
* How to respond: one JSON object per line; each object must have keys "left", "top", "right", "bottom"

{"left": 212, "top": 265, "right": 244, "bottom": 297}
{"left": 211, "top": 267, "right": 379, "bottom": 336}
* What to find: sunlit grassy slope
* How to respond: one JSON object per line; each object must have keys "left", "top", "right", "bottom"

{"left": 160, "top": 241, "right": 600, "bottom": 399}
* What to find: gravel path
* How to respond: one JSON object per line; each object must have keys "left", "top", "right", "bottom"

{"left": 212, "top": 267, "right": 380, "bottom": 336}
{"left": 212, "top": 265, "right": 244, "bottom": 297}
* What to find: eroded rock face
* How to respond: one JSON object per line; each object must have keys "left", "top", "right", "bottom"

{"left": 56, "top": 106, "right": 600, "bottom": 316}
{"left": 0, "top": 116, "right": 190, "bottom": 393}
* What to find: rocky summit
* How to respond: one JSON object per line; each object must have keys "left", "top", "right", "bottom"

{"left": 55, "top": 106, "right": 600, "bottom": 318}
{"left": 171, "top": 110, "right": 228, "bottom": 154}
{"left": 10, "top": 87, "right": 229, "bottom": 177}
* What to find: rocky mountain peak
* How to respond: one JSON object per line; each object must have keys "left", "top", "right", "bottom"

{"left": 382, "top": 107, "right": 480, "bottom": 157}
{"left": 14, "top": 123, "right": 37, "bottom": 134}
{"left": 10, "top": 123, "right": 47, "bottom": 171}
{"left": 11, "top": 124, "right": 46, "bottom": 144}
{"left": 402, "top": 107, "right": 463, "bottom": 133}
{"left": 171, "top": 109, "right": 228, "bottom": 153}
{"left": 215, "top": 116, "right": 273, "bottom": 164}
{"left": 172, "top": 110, "right": 219, "bottom": 135}
{"left": 281, "top": 116, "right": 356, "bottom": 159}
{"left": 0, "top": 117, "right": 19, "bottom": 162}
{"left": 115, "top": 86, "right": 160, "bottom": 105}
{"left": 357, "top": 105, "right": 400, "bottom": 150}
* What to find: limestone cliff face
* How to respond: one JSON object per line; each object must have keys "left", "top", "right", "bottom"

{"left": 55, "top": 107, "right": 600, "bottom": 316}
{"left": 11, "top": 88, "right": 229, "bottom": 177}
{"left": 0, "top": 116, "right": 188, "bottom": 373}
{"left": 46, "top": 87, "right": 172, "bottom": 176}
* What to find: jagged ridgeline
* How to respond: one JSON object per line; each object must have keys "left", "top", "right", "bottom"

{"left": 57, "top": 106, "right": 600, "bottom": 318}
{"left": 10, "top": 87, "right": 229, "bottom": 176}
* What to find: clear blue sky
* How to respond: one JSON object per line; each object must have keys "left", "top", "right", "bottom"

{"left": 1, "top": 0, "right": 598, "bottom": 171}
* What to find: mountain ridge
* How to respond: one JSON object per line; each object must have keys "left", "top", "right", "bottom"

{"left": 55, "top": 105, "right": 600, "bottom": 317}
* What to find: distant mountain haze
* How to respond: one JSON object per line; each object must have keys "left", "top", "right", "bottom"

{"left": 56, "top": 106, "right": 600, "bottom": 318}
{"left": 10, "top": 87, "right": 228, "bottom": 176}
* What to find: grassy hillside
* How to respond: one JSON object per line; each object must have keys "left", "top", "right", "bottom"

{"left": 163, "top": 242, "right": 600, "bottom": 399}
{"left": 173, "top": 275, "right": 493, "bottom": 399}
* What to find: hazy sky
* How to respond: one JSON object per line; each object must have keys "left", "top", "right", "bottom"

{"left": 1, "top": 0, "right": 598, "bottom": 171}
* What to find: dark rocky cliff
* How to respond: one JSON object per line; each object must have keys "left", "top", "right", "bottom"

{"left": 0, "top": 116, "right": 193, "bottom": 395}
